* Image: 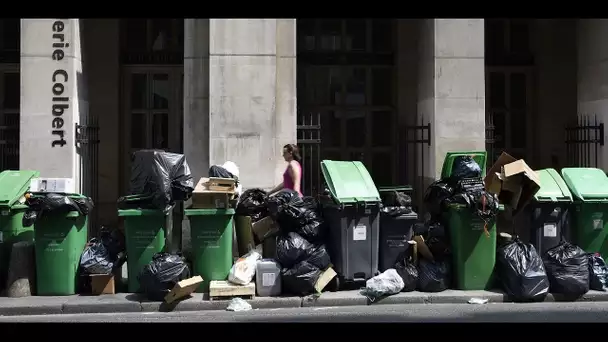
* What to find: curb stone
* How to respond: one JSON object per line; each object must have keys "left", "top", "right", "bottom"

{"left": 1, "top": 290, "right": 608, "bottom": 316}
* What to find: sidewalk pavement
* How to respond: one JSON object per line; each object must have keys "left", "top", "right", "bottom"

{"left": 1, "top": 289, "right": 608, "bottom": 316}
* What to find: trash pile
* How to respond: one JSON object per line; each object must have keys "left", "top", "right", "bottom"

{"left": 77, "top": 226, "right": 126, "bottom": 295}
{"left": 138, "top": 252, "right": 191, "bottom": 301}
{"left": 424, "top": 156, "right": 500, "bottom": 234}
{"left": 233, "top": 189, "right": 334, "bottom": 296}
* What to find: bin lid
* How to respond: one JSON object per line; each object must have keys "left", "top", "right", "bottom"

{"left": 440, "top": 151, "right": 487, "bottom": 179}
{"left": 320, "top": 160, "right": 380, "bottom": 205}
{"left": 184, "top": 208, "right": 235, "bottom": 216}
{"left": 118, "top": 209, "right": 167, "bottom": 217}
{"left": 0, "top": 170, "right": 40, "bottom": 208}
{"left": 561, "top": 168, "right": 608, "bottom": 201}
{"left": 533, "top": 169, "right": 573, "bottom": 202}
{"left": 377, "top": 185, "right": 413, "bottom": 193}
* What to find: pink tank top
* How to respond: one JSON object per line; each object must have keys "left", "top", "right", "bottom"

{"left": 283, "top": 161, "right": 302, "bottom": 196}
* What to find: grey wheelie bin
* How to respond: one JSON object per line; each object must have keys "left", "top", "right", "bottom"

{"left": 377, "top": 186, "right": 418, "bottom": 272}
{"left": 320, "top": 160, "right": 380, "bottom": 289}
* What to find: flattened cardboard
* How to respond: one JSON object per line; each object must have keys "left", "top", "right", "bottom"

{"left": 314, "top": 267, "right": 337, "bottom": 293}
{"left": 251, "top": 216, "right": 279, "bottom": 242}
{"left": 164, "top": 276, "right": 204, "bottom": 304}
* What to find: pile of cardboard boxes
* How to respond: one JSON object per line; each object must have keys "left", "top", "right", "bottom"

{"left": 484, "top": 152, "right": 541, "bottom": 238}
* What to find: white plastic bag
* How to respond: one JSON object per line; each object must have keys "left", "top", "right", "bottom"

{"left": 228, "top": 251, "right": 262, "bottom": 285}
{"left": 226, "top": 297, "right": 252, "bottom": 312}
{"left": 361, "top": 268, "right": 404, "bottom": 302}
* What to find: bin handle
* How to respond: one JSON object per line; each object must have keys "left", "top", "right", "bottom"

{"left": 482, "top": 195, "right": 490, "bottom": 239}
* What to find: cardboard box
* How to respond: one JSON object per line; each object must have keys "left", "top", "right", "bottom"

{"left": 191, "top": 177, "right": 234, "bottom": 209}
{"left": 164, "top": 276, "right": 204, "bottom": 304}
{"left": 251, "top": 216, "right": 279, "bottom": 242}
{"left": 30, "top": 178, "right": 75, "bottom": 194}
{"left": 90, "top": 274, "right": 115, "bottom": 295}
{"left": 484, "top": 152, "right": 541, "bottom": 216}
{"left": 206, "top": 177, "right": 236, "bottom": 192}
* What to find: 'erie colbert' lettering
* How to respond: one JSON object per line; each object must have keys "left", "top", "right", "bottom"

{"left": 51, "top": 19, "right": 69, "bottom": 148}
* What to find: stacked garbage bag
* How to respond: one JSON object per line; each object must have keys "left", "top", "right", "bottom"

{"left": 269, "top": 190, "right": 331, "bottom": 296}
{"left": 236, "top": 188, "right": 269, "bottom": 223}
{"left": 117, "top": 150, "right": 194, "bottom": 213}
{"left": 413, "top": 221, "right": 452, "bottom": 292}
{"left": 424, "top": 156, "right": 499, "bottom": 224}
{"left": 233, "top": 189, "right": 331, "bottom": 296}
{"left": 78, "top": 227, "right": 126, "bottom": 293}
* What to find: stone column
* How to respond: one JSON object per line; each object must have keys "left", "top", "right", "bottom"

{"left": 417, "top": 19, "right": 485, "bottom": 179}
{"left": 183, "top": 19, "right": 211, "bottom": 182}
{"left": 577, "top": 19, "right": 608, "bottom": 168}
{"left": 20, "top": 19, "right": 87, "bottom": 190}
{"left": 209, "top": 19, "right": 297, "bottom": 190}
{"left": 81, "top": 19, "right": 120, "bottom": 226}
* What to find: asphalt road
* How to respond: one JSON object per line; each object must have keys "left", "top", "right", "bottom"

{"left": 1, "top": 302, "right": 607, "bottom": 322}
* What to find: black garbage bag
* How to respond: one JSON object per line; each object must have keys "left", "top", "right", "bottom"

{"left": 277, "top": 197, "right": 318, "bottom": 227}
{"left": 417, "top": 259, "right": 450, "bottom": 292}
{"left": 495, "top": 238, "right": 549, "bottom": 302}
{"left": 588, "top": 253, "right": 608, "bottom": 291}
{"left": 281, "top": 260, "right": 322, "bottom": 296}
{"left": 99, "top": 226, "right": 125, "bottom": 262}
{"left": 138, "top": 252, "right": 190, "bottom": 301}
{"left": 450, "top": 155, "right": 482, "bottom": 180}
{"left": 448, "top": 189, "right": 500, "bottom": 223}
{"left": 296, "top": 219, "right": 326, "bottom": 242}
{"left": 267, "top": 189, "right": 302, "bottom": 217}
{"left": 121, "top": 150, "right": 194, "bottom": 213}
{"left": 381, "top": 190, "right": 413, "bottom": 216}
{"left": 235, "top": 188, "right": 268, "bottom": 222}
{"left": 23, "top": 193, "right": 95, "bottom": 227}
{"left": 543, "top": 241, "right": 589, "bottom": 297}
{"left": 425, "top": 222, "right": 451, "bottom": 262}
{"left": 424, "top": 180, "right": 455, "bottom": 218}
{"left": 307, "top": 244, "right": 331, "bottom": 270}
{"left": 394, "top": 258, "right": 418, "bottom": 292}
{"left": 275, "top": 232, "right": 313, "bottom": 269}
{"left": 80, "top": 238, "right": 114, "bottom": 275}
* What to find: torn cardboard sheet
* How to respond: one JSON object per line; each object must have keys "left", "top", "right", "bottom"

{"left": 484, "top": 152, "right": 540, "bottom": 215}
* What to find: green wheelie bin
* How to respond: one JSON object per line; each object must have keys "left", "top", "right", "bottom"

{"left": 184, "top": 208, "right": 234, "bottom": 292}
{"left": 561, "top": 167, "right": 608, "bottom": 258}
{"left": 441, "top": 151, "right": 501, "bottom": 290}
{"left": 118, "top": 209, "right": 168, "bottom": 293}
{"left": 0, "top": 170, "right": 39, "bottom": 288}
{"left": 34, "top": 195, "right": 89, "bottom": 296}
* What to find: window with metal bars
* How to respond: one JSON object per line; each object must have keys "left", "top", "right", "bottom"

{"left": 120, "top": 19, "right": 184, "bottom": 65}
{"left": 297, "top": 19, "right": 397, "bottom": 195}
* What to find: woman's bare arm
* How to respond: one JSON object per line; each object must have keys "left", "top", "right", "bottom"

{"left": 269, "top": 182, "right": 284, "bottom": 195}
{"left": 288, "top": 161, "right": 302, "bottom": 195}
